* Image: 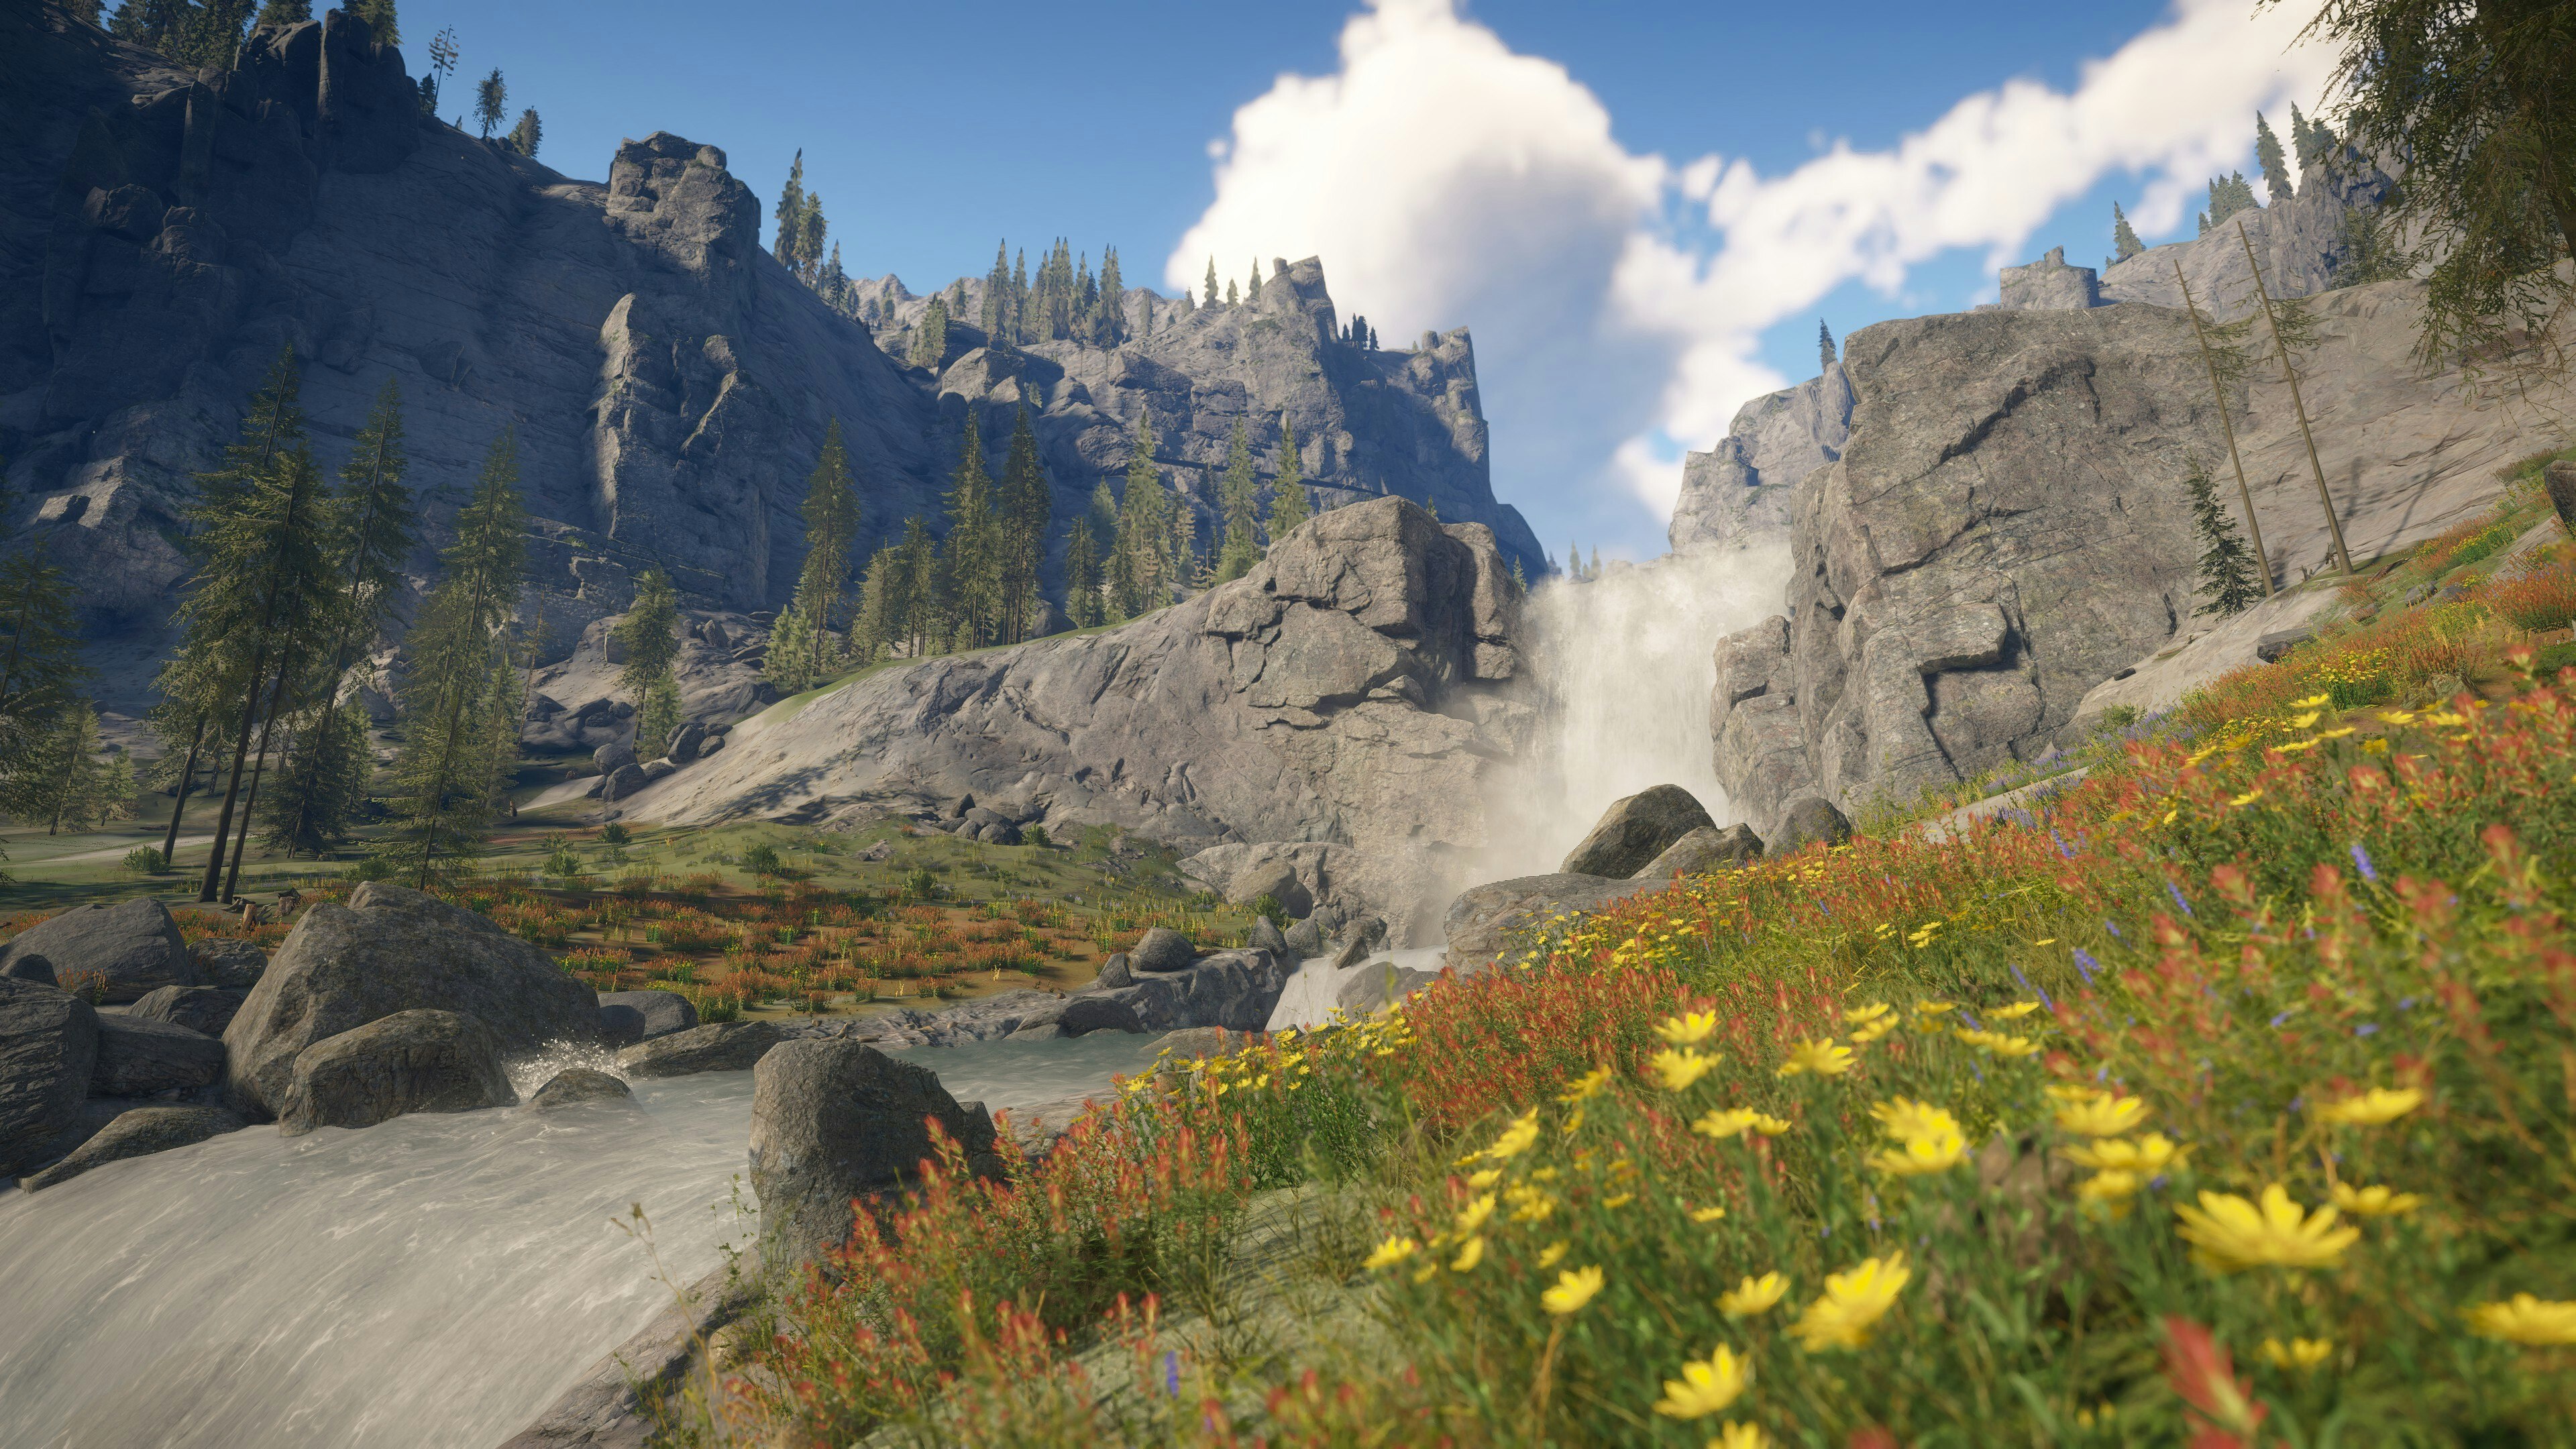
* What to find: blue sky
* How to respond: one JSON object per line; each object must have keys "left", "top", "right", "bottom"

{"left": 383, "top": 0, "right": 2328, "bottom": 561}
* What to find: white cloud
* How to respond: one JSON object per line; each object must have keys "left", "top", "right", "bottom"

{"left": 1169, "top": 0, "right": 2335, "bottom": 553}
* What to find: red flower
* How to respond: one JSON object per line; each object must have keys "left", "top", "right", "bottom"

{"left": 2160, "top": 1316, "right": 2266, "bottom": 1445}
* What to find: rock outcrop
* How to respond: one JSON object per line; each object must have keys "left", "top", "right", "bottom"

{"left": 128, "top": 983, "right": 250, "bottom": 1036}
{"left": 596, "top": 989, "right": 698, "bottom": 1047}
{"left": 0, "top": 977, "right": 100, "bottom": 1177}
{"left": 628, "top": 498, "right": 1534, "bottom": 938}
{"left": 1670, "top": 366, "right": 1852, "bottom": 554}
{"left": 748, "top": 1040, "right": 1004, "bottom": 1263}
{"left": 0, "top": 899, "right": 196, "bottom": 1003}
{"left": 223, "top": 881, "right": 600, "bottom": 1119}
{"left": 91, "top": 1013, "right": 225, "bottom": 1096}
{"left": 2097, "top": 158, "right": 2396, "bottom": 315}
{"left": 615, "top": 1020, "right": 785, "bottom": 1077}
{"left": 525, "top": 1068, "right": 636, "bottom": 1113}
{"left": 274, "top": 1008, "right": 518, "bottom": 1136}
{"left": 19, "top": 1104, "right": 242, "bottom": 1191}
{"left": 1444, "top": 873, "right": 1659, "bottom": 969}
{"left": 1557, "top": 785, "right": 1717, "bottom": 879}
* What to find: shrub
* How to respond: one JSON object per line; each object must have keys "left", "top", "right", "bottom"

{"left": 601, "top": 821, "right": 631, "bottom": 846}
{"left": 2479, "top": 558, "right": 2576, "bottom": 632}
{"left": 121, "top": 846, "right": 166, "bottom": 875}
{"left": 741, "top": 843, "right": 784, "bottom": 877}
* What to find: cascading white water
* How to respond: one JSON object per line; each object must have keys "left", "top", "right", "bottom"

{"left": 0, "top": 1031, "right": 1175, "bottom": 1449}
{"left": 1490, "top": 543, "right": 1794, "bottom": 876}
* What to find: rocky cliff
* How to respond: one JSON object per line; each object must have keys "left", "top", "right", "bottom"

{"left": 1, "top": 5, "right": 1540, "bottom": 718}
{"left": 1668, "top": 364, "right": 1851, "bottom": 554}
{"left": 1709, "top": 278, "right": 2569, "bottom": 839}
{"left": 623, "top": 497, "right": 1531, "bottom": 941}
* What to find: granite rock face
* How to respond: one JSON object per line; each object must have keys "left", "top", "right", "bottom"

{"left": 129, "top": 983, "right": 251, "bottom": 1036}
{"left": 1670, "top": 366, "right": 1852, "bottom": 554}
{"left": 1998, "top": 248, "right": 2101, "bottom": 311}
{"left": 275, "top": 1008, "right": 517, "bottom": 1136}
{"left": 748, "top": 1040, "right": 1004, "bottom": 1263}
{"left": 1707, "top": 280, "right": 2569, "bottom": 840}
{"left": 629, "top": 498, "right": 1536, "bottom": 940}
{"left": 0, "top": 977, "right": 100, "bottom": 1178}
{"left": 1444, "top": 873, "right": 1659, "bottom": 969}
{"left": 2097, "top": 158, "right": 2396, "bottom": 315}
{"left": 0, "top": 899, "right": 196, "bottom": 1004}
{"left": 91, "top": 1013, "right": 225, "bottom": 1096}
{"left": 223, "top": 881, "right": 600, "bottom": 1119}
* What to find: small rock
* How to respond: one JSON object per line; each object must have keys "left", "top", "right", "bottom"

{"left": 748, "top": 1040, "right": 1004, "bottom": 1264}
{"left": 1157, "top": 1026, "right": 1246, "bottom": 1061}
{"left": 699, "top": 735, "right": 726, "bottom": 755}
{"left": 641, "top": 759, "right": 677, "bottom": 781}
{"left": 1558, "top": 785, "right": 1718, "bottom": 879}
{"left": 667, "top": 720, "right": 708, "bottom": 763}
{"left": 92, "top": 1014, "right": 226, "bottom": 1097}
{"left": 597, "top": 989, "right": 698, "bottom": 1046}
{"left": 0, "top": 899, "right": 197, "bottom": 1003}
{"left": 592, "top": 741, "right": 638, "bottom": 775}
{"left": 1628, "top": 823, "right": 1763, "bottom": 881}
{"left": 1093, "top": 953, "right": 1133, "bottom": 989}
{"left": 616, "top": 1020, "right": 788, "bottom": 1078}
{"left": 1057, "top": 996, "right": 1144, "bottom": 1036}
{"left": 1005, "top": 1021, "right": 1063, "bottom": 1041}
{"left": 527, "top": 1069, "right": 636, "bottom": 1112}
{"left": 1248, "top": 917, "right": 1289, "bottom": 957}
{"left": 2255, "top": 626, "right": 2319, "bottom": 663}
{"left": 20, "top": 1105, "right": 244, "bottom": 1191}
{"left": 1282, "top": 916, "right": 1326, "bottom": 958}
{"left": 1337, "top": 963, "right": 1444, "bottom": 1015}
{"left": 277, "top": 1009, "right": 518, "bottom": 1137}
{"left": 1443, "top": 874, "right": 1658, "bottom": 968}
{"left": 1224, "top": 858, "right": 1312, "bottom": 918}
{"left": 189, "top": 939, "right": 268, "bottom": 989}
{"left": 129, "top": 985, "right": 251, "bottom": 1037}
{"left": 1767, "top": 796, "right": 1853, "bottom": 855}
{"left": 1130, "top": 927, "right": 1197, "bottom": 974}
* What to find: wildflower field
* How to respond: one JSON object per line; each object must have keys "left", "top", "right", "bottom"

{"left": 667, "top": 494, "right": 2576, "bottom": 1447}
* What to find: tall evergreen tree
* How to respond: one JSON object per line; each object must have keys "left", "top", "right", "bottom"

{"left": 2288, "top": 103, "right": 2332, "bottom": 170}
{"left": 34, "top": 704, "right": 107, "bottom": 836}
{"left": 1063, "top": 521, "right": 1103, "bottom": 627}
{"left": 2196, "top": 172, "right": 2259, "bottom": 234}
{"left": 421, "top": 26, "right": 457, "bottom": 118}
{"left": 1214, "top": 418, "right": 1260, "bottom": 582}
{"left": 2112, "top": 201, "right": 2147, "bottom": 263}
{"left": 899, "top": 518, "right": 940, "bottom": 658}
{"left": 506, "top": 107, "right": 540, "bottom": 158}
{"left": 1246, "top": 258, "right": 1263, "bottom": 306}
{"left": 908, "top": 295, "right": 949, "bottom": 368}
{"left": 474, "top": 68, "right": 506, "bottom": 139}
{"left": 350, "top": 0, "right": 397, "bottom": 44}
{"left": 847, "top": 544, "right": 899, "bottom": 667}
{"left": 981, "top": 240, "right": 1012, "bottom": 335}
{"left": 996, "top": 409, "right": 1051, "bottom": 641}
{"left": 1817, "top": 320, "right": 1836, "bottom": 372}
{"left": 773, "top": 150, "right": 806, "bottom": 270}
{"left": 1203, "top": 257, "right": 1220, "bottom": 307}
{"left": 616, "top": 568, "right": 682, "bottom": 757}
{"left": 1093, "top": 247, "right": 1126, "bottom": 345}
{"left": 2185, "top": 454, "right": 2263, "bottom": 616}
{"left": 1112, "top": 415, "right": 1169, "bottom": 616}
{"left": 2254, "top": 111, "right": 2294, "bottom": 201}
{"left": 259, "top": 705, "right": 367, "bottom": 855}
{"left": 378, "top": 429, "right": 527, "bottom": 889}
{"left": 942, "top": 417, "right": 1002, "bottom": 647}
{"left": 1225, "top": 278, "right": 1238, "bottom": 308}
{"left": 0, "top": 552, "right": 90, "bottom": 835}
{"left": 767, "top": 421, "right": 862, "bottom": 691}
{"left": 1266, "top": 416, "right": 1309, "bottom": 543}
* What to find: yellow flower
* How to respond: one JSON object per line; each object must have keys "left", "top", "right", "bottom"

{"left": 2292, "top": 693, "right": 2330, "bottom": 708}
{"left": 1990, "top": 1001, "right": 2041, "bottom": 1020}
{"left": 2076, "top": 1169, "right": 2141, "bottom": 1215}
{"left": 2316, "top": 1087, "right": 2423, "bottom": 1126}
{"left": 1711, "top": 1424, "right": 1769, "bottom": 1449}
{"left": 1955, "top": 1028, "right": 2043, "bottom": 1057}
{"left": 1651, "top": 1047, "right": 1721, "bottom": 1092}
{"left": 1450, "top": 1235, "right": 1486, "bottom": 1272}
{"left": 1556, "top": 1065, "right": 1615, "bottom": 1104}
{"left": 2174, "top": 1185, "right": 2360, "bottom": 1273}
{"left": 1871, "top": 1124, "right": 1967, "bottom": 1177}
{"left": 2288, "top": 710, "right": 2322, "bottom": 729}
{"left": 1650, "top": 1345, "right": 1750, "bottom": 1419}
{"left": 1788, "top": 1252, "right": 1911, "bottom": 1352}
{"left": 1363, "top": 1236, "right": 1419, "bottom": 1270}
{"left": 2229, "top": 788, "right": 2265, "bottom": 807}
{"left": 2330, "top": 1183, "right": 2422, "bottom": 1217}
{"left": 1656, "top": 1010, "right": 1721, "bottom": 1046}
{"left": 1690, "top": 1205, "right": 1729, "bottom": 1224}
{"left": 1481, "top": 1108, "right": 1542, "bottom": 1161}
{"left": 1719, "top": 1271, "right": 1788, "bottom": 1318}
{"left": 1913, "top": 1000, "right": 1955, "bottom": 1016}
{"left": 1843, "top": 1001, "right": 1892, "bottom": 1026}
{"left": 1536, "top": 1240, "right": 1568, "bottom": 1269}
{"left": 2053, "top": 1089, "right": 2149, "bottom": 1137}
{"left": 2257, "top": 1337, "right": 2332, "bottom": 1371}
{"left": 1454, "top": 1193, "right": 1497, "bottom": 1235}
{"left": 1466, "top": 1168, "right": 1501, "bottom": 1189}
{"left": 2464, "top": 1294, "right": 2576, "bottom": 1346}
{"left": 1870, "top": 1097, "right": 1955, "bottom": 1141}
{"left": 1412, "top": 1263, "right": 1438, "bottom": 1284}
{"left": 1849, "top": 1014, "right": 1900, "bottom": 1044}
{"left": 1693, "top": 1108, "right": 1791, "bottom": 1140}
{"left": 1778, "top": 1039, "right": 1855, "bottom": 1077}
{"left": 2033, "top": 937, "right": 2057, "bottom": 946}
{"left": 1542, "top": 1265, "right": 1605, "bottom": 1316}
{"left": 1604, "top": 1192, "right": 1635, "bottom": 1210}
{"left": 2061, "top": 1133, "right": 2183, "bottom": 1173}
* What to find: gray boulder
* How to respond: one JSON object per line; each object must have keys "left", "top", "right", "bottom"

{"left": 641, "top": 759, "right": 678, "bottom": 781}
{"left": 1128, "top": 927, "right": 1197, "bottom": 974}
{"left": 92, "top": 1014, "right": 226, "bottom": 1097}
{"left": 0, "top": 899, "right": 196, "bottom": 1004}
{"left": 592, "top": 741, "right": 639, "bottom": 775}
{"left": 1057, "top": 995, "right": 1144, "bottom": 1036}
{"left": 129, "top": 985, "right": 252, "bottom": 1037}
{"left": 1629, "top": 823, "right": 1764, "bottom": 881}
{"left": 276, "top": 1009, "right": 518, "bottom": 1137}
{"left": 1, "top": 978, "right": 101, "bottom": 1178}
{"left": 223, "top": 881, "right": 602, "bottom": 1120}
{"left": 748, "top": 1039, "right": 1005, "bottom": 1263}
{"left": 1559, "top": 786, "right": 1718, "bottom": 879}
{"left": 601, "top": 763, "right": 652, "bottom": 802}
{"left": 1, "top": 957, "right": 54, "bottom": 987}
{"left": 527, "top": 1069, "right": 637, "bottom": 1112}
{"left": 189, "top": 939, "right": 268, "bottom": 990}
{"left": 1005, "top": 1021, "right": 1064, "bottom": 1041}
{"left": 1444, "top": 873, "right": 1660, "bottom": 969}
{"left": 1226, "top": 857, "right": 1313, "bottom": 918}
{"left": 20, "top": 1105, "right": 244, "bottom": 1191}
{"left": 1338, "top": 962, "right": 1446, "bottom": 1016}
{"left": 667, "top": 720, "right": 709, "bottom": 763}
{"left": 1769, "top": 797, "right": 1853, "bottom": 855}
{"left": 2547, "top": 460, "right": 2576, "bottom": 532}
{"left": 616, "top": 1020, "right": 786, "bottom": 1077}
{"left": 1283, "top": 916, "right": 1326, "bottom": 959}
{"left": 1248, "top": 916, "right": 1290, "bottom": 957}
{"left": 597, "top": 989, "right": 698, "bottom": 1047}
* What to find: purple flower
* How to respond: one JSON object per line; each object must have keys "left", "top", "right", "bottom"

{"left": 2008, "top": 963, "right": 2054, "bottom": 1010}
{"left": 2104, "top": 920, "right": 2123, "bottom": 940}
{"left": 2072, "top": 949, "right": 2100, "bottom": 984}
{"left": 2350, "top": 842, "right": 2379, "bottom": 885}
{"left": 2355, "top": 1022, "right": 2379, "bottom": 1037}
{"left": 2270, "top": 1010, "right": 2293, "bottom": 1028}
{"left": 2167, "top": 881, "right": 2194, "bottom": 918}
{"left": 1959, "top": 1010, "right": 1985, "bottom": 1031}
{"left": 1165, "top": 1352, "right": 1181, "bottom": 1397}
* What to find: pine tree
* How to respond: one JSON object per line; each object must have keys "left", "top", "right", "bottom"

{"left": 847, "top": 545, "right": 900, "bottom": 667}
{"left": 900, "top": 517, "right": 940, "bottom": 658}
{"left": 796, "top": 192, "right": 826, "bottom": 282}
{"left": 377, "top": 429, "right": 527, "bottom": 890}
{"left": 2196, "top": 172, "right": 2259, "bottom": 234}
{"left": 1203, "top": 257, "right": 1220, "bottom": 307}
{"left": 259, "top": 704, "right": 367, "bottom": 855}
{"left": 256, "top": 0, "right": 309, "bottom": 23}
{"left": 1214, "top": 418, "right": 1260, "bottom": 582}
{"left": 768, "top": 419, "right": 862, "bottom": 691}
{"left": 1093, "top": 247, "right": 1125, "bottom": 345}
{"left": 0, "top": 552, "right": 90, "bottom": 833}
{"left": 2290, "top": 103, "right": 2334, "bottom": 170}
{"left": 351, "top": 0, "right": 397, "bottom": 44}
{"left": 474, "top": 68, "right": 506, "bottom": 140}
{"left": 1170, "top": 482, "right": 1199, "bottom": 594}
{"left": 1817, "top": 320, "right": 1836, "bottom": 372}
{"left": 773, "top": 150, "right": 806, "bottom": 269}
{"left": 1112, "top": 415, "right": 1169, "bottom": 616}
{"left": 616, "top": 568, "right": 682, "bottom": 756}
{"left": 2112, "top": 201, "right": 2147, "bottom": 263}
{"left": 1011, "top": 249, "right": 1030, "bottom": 343}
{"left": 1266, "top": 416, "right": 1309, "bottom": 544}
{"left": 1225, "top": 278, "right": 1238, "bottom": 307}
{"left": 2185, "top": 454, "right": 2263, "bottom": 616}
{"left": 421, "top": 27, "right": 456, "bottom": 119}
{"left": 2255, "top": 111, "right": 2294, "bottom": 202}
{"left": 507, "top": 107, "right": 540, "bottom": 159}
{"left": 981, "top": 240, "right": 1012, "bottom": 335}
{"left": 1247, "top": 258, "right": 1263, "bottom": 306}
{"left": 996, "top": 409, "right": 1051, "bottom": 641}
{"left": 634, "top": 673, "right": 681, "bottom": 763}
{"left": 36, "top": 704, "right": 107, "bottom": 835}
{"left": 941, "top": 417, "right": 1002, "bottom": 647}
{"left": 1063, "top": 520, "right": 1102, "bottom": 628}
{"left": 908, "top": 295, "right": 949, "bottom": 368}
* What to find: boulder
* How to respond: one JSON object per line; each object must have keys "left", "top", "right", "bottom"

{"left": 1283, "top": 916, "right": 1326, "bottom": 959}
{"left": 187, "top": 939, "right": 268, "bottom": 989}
{"left": 1129, "top": 928, "right": 1197, "bottom": 973}
{"left": 276, "top": 1009, "right": 518, "bottom": 1137}
{"left": 1093, "top": 953, "right": 1132, "bottom": 989}
{"left": 601, "top": 763, "right": 651, "bottom": 802}
{"left": 1077, "top": 949, "right": 1288, "bottom": 1034}
{"left": 1444, "top": 873, "right": 1660, "bottom": 969}
{"left": 19, "top": 1104, "right": 244, "bottom": 1191}
{"left": 1768, "top": 797, "right": 1853, "bottom": 855}
{"left": 1159, "top": 1026, "right": 1248, "bottom": 1061}
{"left": 1005, "top": 1021, "right": 1064, "bottom": 1041}
{"left": 592, "top": 741, "right": 638, "bottom": 775}
{"left": 1057, "top": 995, "right": 1144, "bottom": 1036}
{"left": 129, "top": 985, "right": 252, "bottom": 1037}
{"left": 0, "top": 978, "right": 101, "bottom": 1178}
{"left": 527, "top": 1068, "right": 637, "bottom": 1112}
{"left": 0, "top": 899, "right": 197, "bottom": 1004}
{"left": 641, "top": 759, "right": 677, "bottom": 781}
{"left": 92, "top": 1014, "right": 226, "bottom": 1096}
{"left": 223, "top": 881, "right": 602, "bottom": 1120}
{"left": 1225, "top": 857, "right": 1313, "bottom": 918}
{"left": 667, "top": 720, "right": 708, "bottom": 763}
{"left": 748, "top": 1039, "right": 1005, "bottom": 1263}
{"left": 596, "top": 989, "right": 698, "bottom": 1047}
{"left": 615, "top": 1020, "right": 786, "bottom": 1077}
{"left": 1248, "top": 916, "right": 1290, "bottom": 957}
{"left": 2546, "top": 460, "right": 2576, "bottom": 532}
{"left": 1, "top": 957, "right": 54, "bottom": 987}
{"left": 1338, "top": 962, "right": 1446, "bottom": 1015}
{"left": 1558, "top": 786, "right": 1718, "bottom": 879}
{"left": 1629, "top": 823, "right": 1764, "bottom": 881}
